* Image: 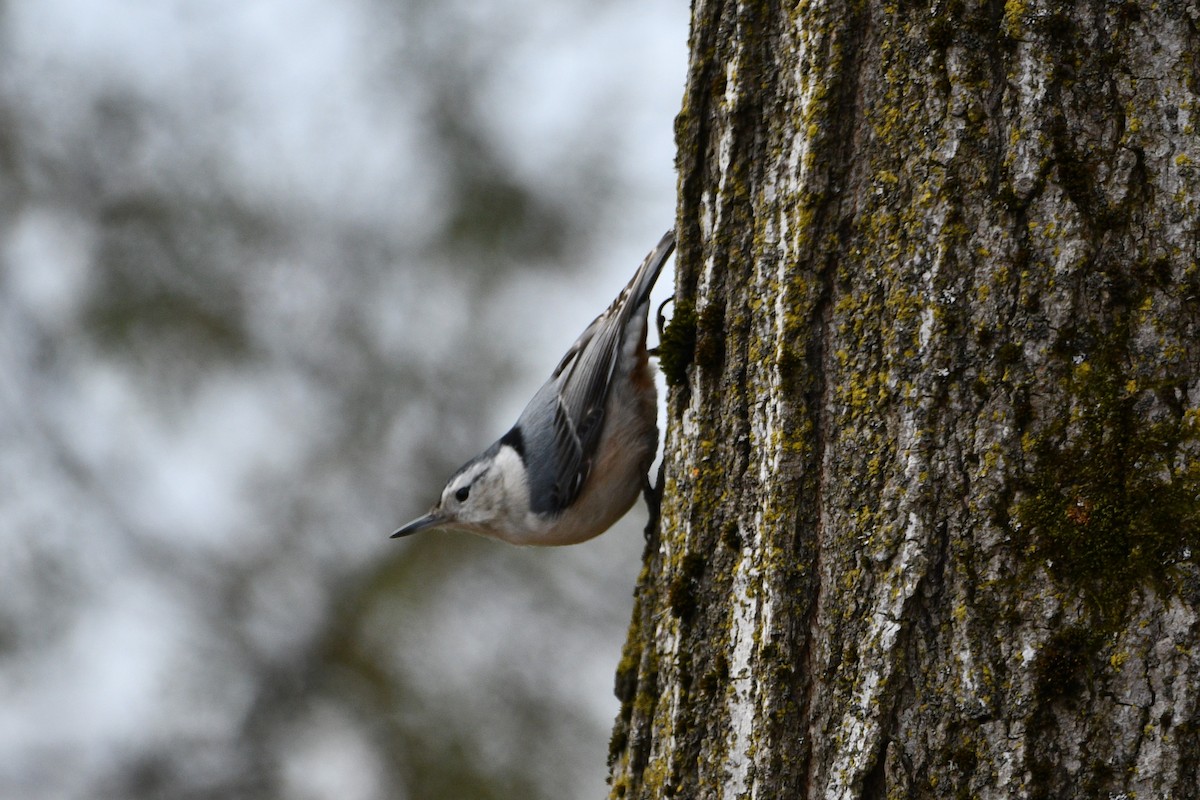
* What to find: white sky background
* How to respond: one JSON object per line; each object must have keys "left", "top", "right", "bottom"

{"left": 0, "top": 1, "right": 686, "bottom": 798}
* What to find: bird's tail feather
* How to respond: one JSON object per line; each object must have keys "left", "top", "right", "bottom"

{"left": 626, "top": 228, "right": 676, "bottom": 314}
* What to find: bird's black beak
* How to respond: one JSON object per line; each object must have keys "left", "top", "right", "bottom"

{"left": 390, "top": 512, "right": 445, "bottom": 539}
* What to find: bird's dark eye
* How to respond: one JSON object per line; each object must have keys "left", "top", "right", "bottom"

{"left": 455, "top": 486, "right": 470, "bottom": 503}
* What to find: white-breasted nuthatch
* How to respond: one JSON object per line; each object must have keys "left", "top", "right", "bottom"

{"left": 391, "top": 229, "right": 675, "bottom": 545}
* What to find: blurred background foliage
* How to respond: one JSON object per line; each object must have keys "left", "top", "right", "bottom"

{"left": 0, "top": 1, "right": 684, "bottom": 798}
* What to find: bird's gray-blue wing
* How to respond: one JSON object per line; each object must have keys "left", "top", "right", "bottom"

{"left": 517, "top": 231, "right": 675, "bottom": 515}
{"left": 518, "top": 318, "right": 622, "bottom": 514}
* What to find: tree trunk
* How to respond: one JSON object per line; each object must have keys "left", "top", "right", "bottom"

{"left": 608, "top": 1, "right": 1200, "bottom": 798}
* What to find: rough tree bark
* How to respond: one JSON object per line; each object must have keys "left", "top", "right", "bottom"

{"left": 608, "top": 1, "right": 1200, "bottom": 798}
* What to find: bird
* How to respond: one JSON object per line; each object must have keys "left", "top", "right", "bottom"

{"left": 391, "top": 229, "right": 675, "bottom": 545}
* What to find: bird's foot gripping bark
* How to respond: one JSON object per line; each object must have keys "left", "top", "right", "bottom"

{"left": 647, "top": 295, "right": 675, "bottom": 357}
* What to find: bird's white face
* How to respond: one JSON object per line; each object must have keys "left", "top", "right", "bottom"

{"left": 436, "top": 460, "right": 496, "bottom": 531}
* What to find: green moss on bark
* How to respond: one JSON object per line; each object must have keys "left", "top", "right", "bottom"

{"left": 1016, "top": 326, "right": 1200, "bottom": 624}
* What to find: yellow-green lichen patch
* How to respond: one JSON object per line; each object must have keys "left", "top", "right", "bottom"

{"left": 1002, "top": 0, "right": 1030, "bottom": 39}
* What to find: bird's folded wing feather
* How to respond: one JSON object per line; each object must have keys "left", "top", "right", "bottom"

{"left": 542, "top": 318, "right": 622, "bottom": 511}
{"left": 523, "top": 230, "right": 674, "bottom": 514}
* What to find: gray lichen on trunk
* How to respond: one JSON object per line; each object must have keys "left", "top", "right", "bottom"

{"left": 609, "top": 1, "right": 1200, "bottom": 798}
